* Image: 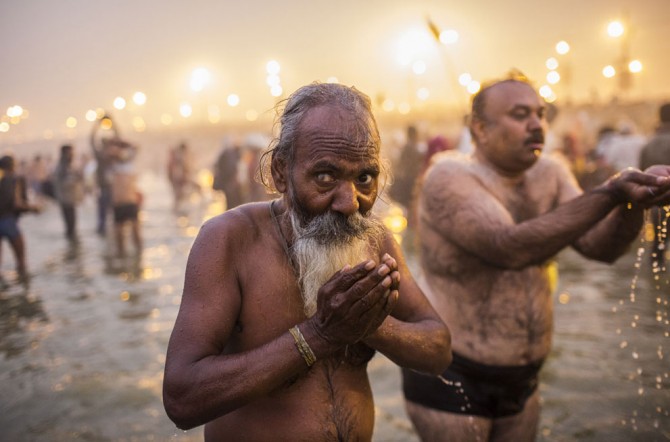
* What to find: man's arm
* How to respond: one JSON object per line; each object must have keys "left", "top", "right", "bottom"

{"left": 363, "top": 231, "right": 452, "bottom": 375}
{"left": 572, "top": 164, "right": 670, "bottom": 261}
{"left": 421, "top": 160, "right": 670, "bottom": 270}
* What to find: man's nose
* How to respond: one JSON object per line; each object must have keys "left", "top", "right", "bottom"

{"left": 331, "top": 181, "right": 360, "bottom": 216}
{"left": 528, "top": 113, "right": 543, "bottom": 131}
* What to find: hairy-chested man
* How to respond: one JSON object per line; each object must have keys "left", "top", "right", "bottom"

{"left": 402, "top": 74, "right": 670, "bottom": 442}
{"left": 162, "top": 83, "right": 452, "bottom": 441}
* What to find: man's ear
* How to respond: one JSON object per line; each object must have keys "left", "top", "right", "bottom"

{"left": 470, "top": 118, "right": 487, "bottom": 146}
{"left": 271, "top": 157, "right": 288, "bottom": 193}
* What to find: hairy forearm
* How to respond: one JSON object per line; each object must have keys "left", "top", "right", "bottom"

{"left": 573, "top": 203, "right": 644, "bottom": 262}
{"left": 481, "top": 186, "right": 622, "bottom": 269}
{"left": 364, "top": 316, "right": 451, "bottom": 375}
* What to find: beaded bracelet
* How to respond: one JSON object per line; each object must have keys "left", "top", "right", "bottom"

{"left": 289, "top": 325, "right": 317, "bottom": 367}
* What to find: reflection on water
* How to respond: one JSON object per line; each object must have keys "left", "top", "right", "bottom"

{"left": 538, "top": 230, "right": 669, "bottom": 442}
{"left": 0, "top": 171, "right": 668, "bottom": 441}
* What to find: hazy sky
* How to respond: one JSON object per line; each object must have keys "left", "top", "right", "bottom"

{"left": 2, "top": 0, "right": 669, "bottom": 141}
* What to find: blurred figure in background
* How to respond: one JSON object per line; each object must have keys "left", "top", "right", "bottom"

{"left": 389, "top": 125, "right": 425, "bottom": 216}
{"left": 596, "top": 121, "right": 647, "bottom": 171}
{"left": 53, "top": 144, "right": 85, "bottom": 241}
{"left": 26, "top": 154, "right": 51, "bottom": 203}
{"left": 212, "top": 143, "right": 243, "bottom": 210}
{"left": 108, "top": 137, "right": 142, "bottom": 258}
{"left": 91, "top": 114, "right": 135, "bottom": 236}
{"left": 167, "top": 142, "right": 199, "bottom": 214}
{"left": 424, "top": 134, "right": 452, "bottom": 171}
{"left": 639, "top": 102, "right": 670, "bottom": 267}
{"left": 0, "top": 154, "right": 40, "bottom": 282}
{"left": 241, "top": 133, "right": 273, "bottom": 203}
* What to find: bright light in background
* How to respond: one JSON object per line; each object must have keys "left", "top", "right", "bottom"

{"left": 0, "top": 122, "right": 9, "bottom": 133}
{"left": 395, "top": 27, "right": 434, "bottom": 66}
{"left": 398, "top": 102, "right": 411, "bottom": 114}
{"left": 326, "top": 77, "right": 339, "bottom": 83}
{"left": 458, "top": 73, "right": 472, "bottom": 86}
{"left": 539, "top": 85, "right": 554, "bottom": 98}
{"left": 190, "top": 67, "right": 211, "bottom": 92}
{"left": 160, "top": 114, "right": 173, "bottom": 125}
{"left": 85, "top": 109, "right": 97, "bottom": 122}
{"left": 382, "top": 99, "right": 395, "bottom": 112}
{"left": 179, "top": 103, "right": 192, "bottom": 118}
{"left": 227, "top": 94, "right": 240, "bottom": 107}
{"left": 245, "top": 110, "right": 258, "bottom": 122}
{"left": 270, "top": 84, "right": 283, "bottom": 97}
{"left": 629, "top": 60, "right": 643, "bottom": 73}
{"left": 466, "top": 81, "right": 481, "bottom": 94}
{"left": 603, "top": 65, "right": 616, "bottom": 78}
{"left": 546, "top": 57, "right": 559, "bottom": 70}
{"left": 547, "top": 71, "right": 561, "bottom": 84}
{"left": 6, "top": 105, "right": 24, "bottom": 118}
{"left": 417, "top": 87, "right": 430, "bottom": 100}
{"left": 439, "top": 29, "right": 459, "bottom": 45}
{"left": 607, "top": 20, "right": 625, "bottom": 38}
{"left": 113, "top": 97, "right": 126, "bottom": 110}
{"left": 100, "top": 117, "right": 113, "bottom": 130}
{"left": 412, "top": 60, "right": 427, "bottom": 75}
{"left": 132, "top": 91, "right": 147, "bottom": 105}
{"left": 266, "top": 74, "right": 280, "bottom": 87}
{"left": 65, "top": 116, "right": 77, "bottom": 128}
{"left": 132, "top": 116, "right": 146, "bottom": 132}
{"left": 555, "top": 40, "right": 570, "bottom": 55}
{"left": 266, "top": 60, "right": 280, "bottom": 75}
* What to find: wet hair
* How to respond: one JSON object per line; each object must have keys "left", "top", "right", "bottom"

{"left": 259, "top": 82, "right": 382, "bottom": 192}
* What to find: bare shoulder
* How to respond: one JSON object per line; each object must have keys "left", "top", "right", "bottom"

{"left": 195, "top": 201, "right": 272, "bottom": 250}
{"left": 424, "top": 151, "right": 471, "bottom": 180}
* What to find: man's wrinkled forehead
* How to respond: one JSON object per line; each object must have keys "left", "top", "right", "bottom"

{"left": 298, "top": 105, "right": 379, "bottom": 154}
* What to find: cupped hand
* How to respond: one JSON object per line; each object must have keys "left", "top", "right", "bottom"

{"left": 608, "top": 166, "right": 670, "bottom": 207}
{"left": 307, "top": 257, "right": 399, "bottom": 348}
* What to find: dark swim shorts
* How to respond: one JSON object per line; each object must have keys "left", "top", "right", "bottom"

{"left": 113, "top": 203, "right": 139, "bottom": 223}
{"left": 402, "top": 352, "right": 544, "bottom": 418}
{"left": 0, "top": 215, "right": 21, "bottom": 240}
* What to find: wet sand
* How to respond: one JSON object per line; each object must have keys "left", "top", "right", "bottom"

{"left": 0, "top": 171, "right": 668, "bottom": 441}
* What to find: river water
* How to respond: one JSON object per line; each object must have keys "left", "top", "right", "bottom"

{"left": 0, "top": 171, "right": 667, "bottom": 441}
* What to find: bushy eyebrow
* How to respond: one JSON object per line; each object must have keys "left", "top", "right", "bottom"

{"left": 309, "top": 159, "right": 380, "bottom": 176}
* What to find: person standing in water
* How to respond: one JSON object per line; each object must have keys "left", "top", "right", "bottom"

{"left": 402, "top": 72, "right": 670, "bottom": 442}
{"left": 163, "top": 82, "right": 451, "bottom": 440}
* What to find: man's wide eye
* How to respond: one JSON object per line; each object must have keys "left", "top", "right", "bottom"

{"left": 358, "top": 174, "right": 373, "bottom": 185}
{"left": 317, "top": 173, "right": 334, "bottom": 183}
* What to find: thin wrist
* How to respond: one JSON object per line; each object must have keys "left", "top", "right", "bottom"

{"left": 301, "top": 319, "right": 343, "bottom": 359}
{"left": 594, "top": 178, "right": 625, "bottom": 204}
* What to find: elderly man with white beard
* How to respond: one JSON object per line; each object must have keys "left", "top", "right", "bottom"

{"left": 163, "top": 82, "right": 452, "bottom": 441}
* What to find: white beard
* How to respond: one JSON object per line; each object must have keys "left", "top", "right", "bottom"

{"left": 289, "top": 210, "right": 383, "bottom": 317}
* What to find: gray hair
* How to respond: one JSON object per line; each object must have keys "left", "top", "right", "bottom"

{"left": 259, "top": 82, "right": 382, "bottom": 192}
